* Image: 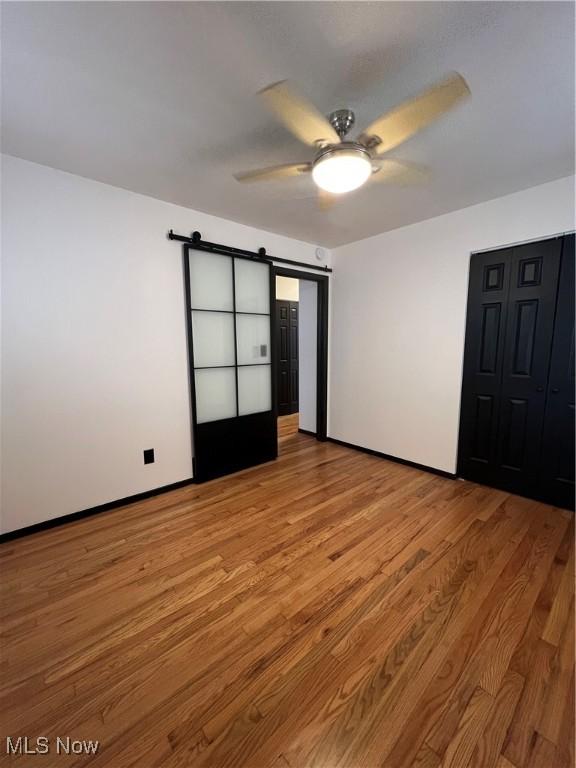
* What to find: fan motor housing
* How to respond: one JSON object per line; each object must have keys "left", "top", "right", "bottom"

{"left": 329, "top": 109, "right": 356, "bottom": 139}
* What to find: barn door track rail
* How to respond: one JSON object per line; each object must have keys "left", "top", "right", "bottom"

{"left": 168, "top": 230, "right": 332, "bottom": 274}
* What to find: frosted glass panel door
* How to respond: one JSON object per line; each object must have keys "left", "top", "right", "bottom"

{"left": 185, "top": 246, "right": 277, "bottom": 481}
{"left": 235, "top": 260, "right": 270, "bottom": 314}
{"left": 189, "top": 251, "right": 234, "bottom": 311}
{"left": 238, "top": 365, "right": 272, "bottom": 416}
{"left": 192, "top": 312, "right": 236, "bottom": 368}
{"left": 236, "top": 314, "right": 271, "bottom": 365}
{"left": 195, "top": 368, "right": 237, "bottom": 423}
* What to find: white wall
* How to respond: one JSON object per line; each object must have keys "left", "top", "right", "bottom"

{"left": 4, "top": 156, "right": 571, "bottom": 532}
{"left": 275, "top": 276, "right": 299, "bottom": 301}
{"left": 1, "top": 155, "right": 329, "bottom": 533}
{"left": 329, "top": 176, "right": 575, "bottom": 474}
{"left": 298, "top": 281, "right": 318, "bottom": 433}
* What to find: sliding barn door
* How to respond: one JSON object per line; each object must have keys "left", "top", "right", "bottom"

{"left": 185, "top": 247, "right": 277, "bottom": 482}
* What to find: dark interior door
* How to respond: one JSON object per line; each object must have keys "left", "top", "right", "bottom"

{"left": 289, "top": 302, "right": 299, "bottom": 413}
{"left": 458, "top": 247, "right": 513, "bottom": 487}
{"left": 540, "top": 234, "right": 575, "bottom": 509}
{"left": 276, "top": 300, "right": 299, "bottom": 415}
{"left": 459, "top": 236, "right": 566, "bottom": 505}
{"left": 495, "top": 238, "right": 561, "bottom": 496}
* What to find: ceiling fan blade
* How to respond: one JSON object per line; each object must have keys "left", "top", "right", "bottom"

{"left": 370, "top": 158, "right": 431, "bottom": 185}
{"left": 358, "top": 72, "right": 470, "bottom": 154}
{"left": 259, "top": 80, "right": 340, "bottom": 147}
{"left": 234, "top": 162, "right": 311, "bottom": 183}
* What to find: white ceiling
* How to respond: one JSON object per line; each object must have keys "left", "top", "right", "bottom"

{"left": 2, "top": 2, "right": 574, "bottom": 247}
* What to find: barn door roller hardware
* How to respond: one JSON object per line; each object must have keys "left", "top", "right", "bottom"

{"left": 168, "top": 230, "right": 332, "bottom": 273}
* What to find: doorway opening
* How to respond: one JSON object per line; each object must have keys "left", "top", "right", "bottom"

{"left": 273, "top": 267, "right": 329, "bottom": 450}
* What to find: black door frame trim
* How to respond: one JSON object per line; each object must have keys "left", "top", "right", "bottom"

{"left": 273, "top": 266, "right": 329, "bottom": 441}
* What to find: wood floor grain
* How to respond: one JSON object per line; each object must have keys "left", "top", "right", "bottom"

{"left": 277, "top": 413, "right": 299, "bottom": 439}
{"left": 0, "top": 431, "right": 573, "bottom": 767}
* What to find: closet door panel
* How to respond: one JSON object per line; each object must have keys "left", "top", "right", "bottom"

{"left": 540, "top": 234, "right": 575, "bottom": 509}
{"left": 494, "top": 238, "right": 561, "bottom": 495}
{"left": 458, "top": 248, "right": 512, "bottom": 484}
{"left": 459, "top": 236, "right": 572, "bottom": 508}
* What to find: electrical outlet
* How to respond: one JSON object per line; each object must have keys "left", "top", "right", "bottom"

{"left": 143, "top": 449, "right": 155, "bottom": 465}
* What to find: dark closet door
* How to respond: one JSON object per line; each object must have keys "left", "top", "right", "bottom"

{"left": 540, "top": 234, "right": 575, "bottom": 509}
{"left": 458, "top": 247, "right": 513, "bottom": 486}
{"left": 459, "top": 237, "right": 563, "bottom": 502}
{"left": 495, "top": 238, "right": 562, "bottom": 496}
{"left": 275, "top": 300, "right": 299, "bottom": 415}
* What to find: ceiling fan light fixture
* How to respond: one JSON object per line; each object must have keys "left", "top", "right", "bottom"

{"left": 312, "top": 147, "right": 372, "bottom": 194}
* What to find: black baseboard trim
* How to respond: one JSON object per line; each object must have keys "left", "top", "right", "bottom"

{"left": 1, "top": 440, "right": 455, "bottom": 543}
{"left": 327, "top": 437, "right": 457, "bottom": 479}
{"left": 0, "top": 477, "right": 195, "bottom": 544}
{"left": 298, "top": 428, "right": 317, "bottom": 437}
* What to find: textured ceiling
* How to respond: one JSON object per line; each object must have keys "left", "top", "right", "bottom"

{"left": 2, "top": 2, "right": 574, "bottom": 247}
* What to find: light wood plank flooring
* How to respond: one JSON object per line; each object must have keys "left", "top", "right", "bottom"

{"left": 277, "top": 413, "right": 299, "bottom": 439}
{"left": 1, "top": 431, "right": 574, "bottom": 767}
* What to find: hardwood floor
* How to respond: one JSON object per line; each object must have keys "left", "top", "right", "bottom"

{"left": 0, "top": 432, "right": 573, "bottom": 767}
{"left": 277, "top": 413, "right": 300, "bottom": 440}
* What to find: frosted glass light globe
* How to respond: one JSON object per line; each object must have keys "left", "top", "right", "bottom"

{"left": 312, "top": 148, "right": 372, "bottom": 194}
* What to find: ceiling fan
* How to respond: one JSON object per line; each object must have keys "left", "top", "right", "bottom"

{"left": 234, "top": 73, "right": 470, "bottom": 203}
